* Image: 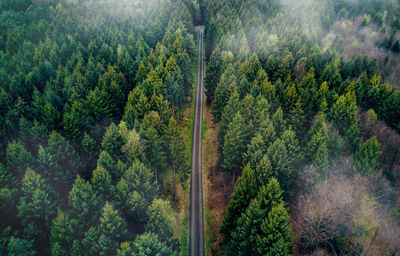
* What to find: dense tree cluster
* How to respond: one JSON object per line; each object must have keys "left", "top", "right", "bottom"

{"left": 203, "top": 0, "right": 400, "bottom": 254}
{"left": 0, "top": 0, "right": 200, "bottom": 255}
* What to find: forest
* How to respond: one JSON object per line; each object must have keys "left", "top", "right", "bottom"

{"left": 203, "top": 0, "right": 400, "bottom": 255}
{"left": 0, "top": 0, "right": 200, "bottom": 255}
{"left": 1, "top": 0, "right": 400, "bottom": 255}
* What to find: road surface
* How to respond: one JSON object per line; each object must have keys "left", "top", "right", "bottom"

{"left": 189, "top": 27, "right": 205, "bottom": 256}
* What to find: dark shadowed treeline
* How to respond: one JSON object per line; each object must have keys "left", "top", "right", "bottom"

{"left": 0, "top": 0, "right": 200, "bottom": 255}
{"left": 203, "top": 0, "right": 400, "bottom": 255}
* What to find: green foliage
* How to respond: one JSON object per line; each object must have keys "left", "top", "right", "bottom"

{"left": 7, "top": 237, "right": 36, "bottom": 256}
{"left": 17, "top": 168, "right": 57, "bottom": 233}
{"left": 330, "top": 91, "right": 361, "bottom": 150}
{"left": 227, "top": 199, "right": 264, "bottom": 256}
{"left": 222, "top": 112, "right": 247, "bottom": 173}
{"left": 355, "top": 137, "right": 382, "bottom": 174}
{"left": 37, "top": 131, "right": 81, "bottom": 193}
{"left": 68, "top": 176, "right": 100, "bottom": 228}
{"left": 101, "top": 122, "right": 126, "bottom": 161}
{"left": 50, "top": 211, "right": 78, "bottom": 256}
{"left": 146, "top": 199, "right": 176, "bottom": 244}
{"left": 97, "top": 202, "right": 128, "bottom": 256}
{"left": 218, "top": 90, "right": 240, "bottom": 152}
{"left": 117, "top": 233, "right": 175, "bottom": 256}
{"left": 6, "top": 140, "right": 34, "bottom": 178}
{"left": 256, "top": 204, "right": 293, "bottom": 255}
{"left": 221, "top": 164, "right": 258, "bottom": 243}
{"left": 304, "top": 114, "right": 329, "bottom": 176}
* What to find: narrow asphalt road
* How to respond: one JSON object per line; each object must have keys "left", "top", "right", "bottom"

{"left": 189, "top": 28, "right": 205, "bottom": 256}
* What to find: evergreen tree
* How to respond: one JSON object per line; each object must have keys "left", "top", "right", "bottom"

{"left": 101, "top": 122, "right": 125, "bottom": 161}
{"left": 146, "top": 199, "right": 176, "bottom": 244}
{"left": 221, "top": 164, "right": 258, "bottom": 243}
{"left": 205, "top": 48, "right": 223, "bottom": 104}
{"left": 123, "top": 88, "right": 149, "bottom": 128}
{"left": 164, "top": 117, "right": 188, "bottom": 199}
{"left": 272, "top": 107, "right": 286, "bottom": 137}
{"left": 256, "top": 204, "right": 293, "bottom": 256}
{"left": 50, "top": 211, "right": 78, "bottom": 256}
{"left": 7, "top": 237, "right": 36, "bottom": 256}
{"left": 227, "top": 199, "right": 264, "bottom": 256}
{"left": 266, "top": 139, "right": 292, "bottom": 192}
{"left": 17, "top": 168, "right": 57, "bottom": 235}
{"left": 304, "top": 114, "right": 329, "bottom": 176}
{"left": 222, "top": 112, "right": 247, "bottom": 177}
{"left": 218, "top": 90, "right": 240, "bottom": 152}
{"left": 211, "top": 65, "right": 238, "bottom": 122}
{"left": 97, "top": 202, "right": 128, "bottom": 256}
{"left": 91, "top": 166, "right": 112, "bottom": 200}
{"left": 244, "top": 133, "right": 267, "bottom": 169}
{"left": 355, "top": 136, "right": 382, "bottom": 174}
{"left": 117, "top": 233, "right": 175, "bottom": 256}
{"left": 330, "top": 90, "right": 361, "bottom": 150}
{"left": 68, "top": 176, "right": 100, "bottom": 229}
{"left": 6, "top": 140, "right": 34, "bottom": 178}
{"left": 37, "top": 131, "right": 81, "bottom": 194}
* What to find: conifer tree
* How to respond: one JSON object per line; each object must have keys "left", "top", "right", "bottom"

{"left": 218, "top": 90, "right": 240, "bottom": 152}
{"left": 222, "top": 112, "right": 247, "bottom": 177}
{"left": 221, "top": 164, "right": 258, "bottom": 243}
{"left": 256, "top": 204, "right": 293, "bottom": 256}
{"left": 228, "top": 199, "right": 264, "bottom": 256}
{"left": 355, "top": 136, "right": 382, "bottom": 174}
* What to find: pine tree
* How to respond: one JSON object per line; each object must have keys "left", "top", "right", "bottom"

{"left": 221, "top": 164, "right": 258, "bottom": 243}
{"left": 101, "top": 122, "right": 125, "bottom": 161}
{"left": 37, "top": 131, "right": 81, "bottom": 194}
{"left": 68, "top": 176, "right": 100, "bottom": 229}
{"left": 50, "top": 211, "right": 78, "bottom": 256}
{"left": 266, "top": 139, "right": 292, "bottom": 193}
{"left": 164, "top": 116, "right": 187, "bottom": 199}
{"left": 6, "top": 140, "right": 34, "bottom": 178}
{"left": 272, "top": 107, "right": 286, "bottom": 137}
{"left": 355, "top": 136, "right": 382, "bottom": 174}
{"left": 256, "top": 204, "right": 293, "bottom": 255}
{"left": 97, "top": 202, "right": 128, "bottom": 256}
{"left": 281, "top": 128, "right": 303, "bottom": 166}
{"left": 227, "top": 199, "right": 264, "bottom": 256}
{"left": 218, "top": 90, "right": 240, "bottom": 152}
{"left": 222, "top": 112, "right": 247, "bottom": 177}
{"left": 146, "top": 199, "right": 176, "bottom": 244}
{"left": 118, "top": 233, "right": 175, "bottom": 256}
{"left": 97, "top": 151, "right": 118, "bottom": 180}
{"left": 304, "top": 114, "right": 329, "bottom": 176}
{"left": 205, "top": 48, "right": 223, "bottom": 104}
{"left": 17, "top": 168, "right": 57, "bottom": 233}
{"left": 211, "top": 65, "right": 238, "bottom": 122}
{"left": 7, "top": 237, "right": 36, "bottom": 256}
{"left": 330, "top": 90, "right": 361, "bottom": 150}
{"left": 244, "top": 133, "right": 267, "bottom": 169}
{"left": 91, "top": 166, "right": 112, "bottom": 200}
{"left": 256, "top": 178, "right": 285, "bottom": 213}
{"left": 123, "top": 88, "right": 149, "bottom": 128}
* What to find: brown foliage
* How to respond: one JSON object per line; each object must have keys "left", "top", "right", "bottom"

{"left": 293, "top": 159, "right": 400, "bottom": 255}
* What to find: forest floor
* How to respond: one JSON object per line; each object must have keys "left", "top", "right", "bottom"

{"left": 203, "top": 105, "right": 235, "bottom": 256}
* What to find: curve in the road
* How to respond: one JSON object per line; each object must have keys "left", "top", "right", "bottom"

{"left": 189, "top": 28, "right": 205, "bottom": 256}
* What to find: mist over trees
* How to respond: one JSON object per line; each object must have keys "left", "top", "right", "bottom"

{"left": 203, "top": 0, "right": 400, "bottom": 255}
{"left": 1, "top": 0, "right": 400, "bottom": 255}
